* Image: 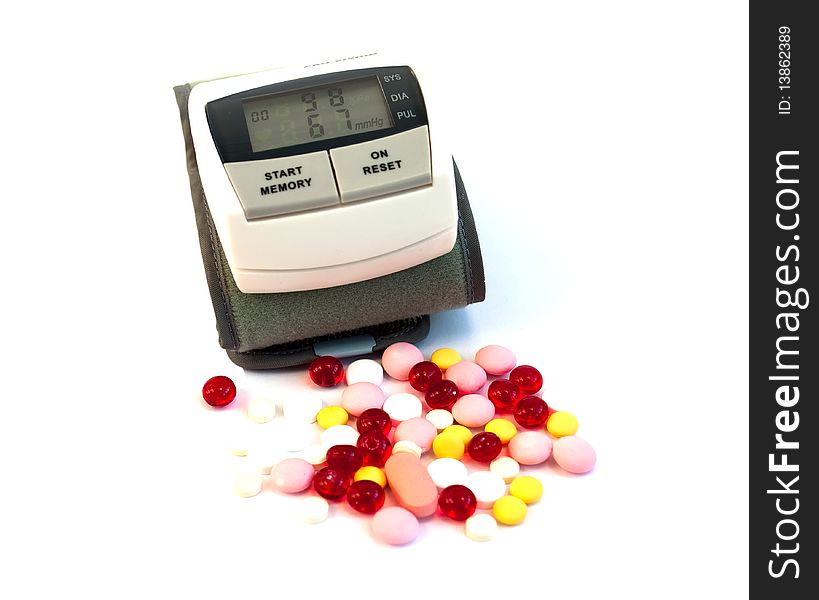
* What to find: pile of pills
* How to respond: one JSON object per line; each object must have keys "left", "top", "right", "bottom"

{"left": 201, "top": 343, "right": 596, "bottom": 544}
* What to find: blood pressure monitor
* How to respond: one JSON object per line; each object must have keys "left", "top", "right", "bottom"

{"left": 187, "top": 56, "right": 458, "bottom": 293}
{"left": 175, "top": 54, "right": 484, "bottom": 368}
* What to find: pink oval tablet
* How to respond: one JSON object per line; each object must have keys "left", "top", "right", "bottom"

{"left": 475, "top": 345, "right": 517, "bottom": 376}
{"left": 340, "top": 382, "right": 385, "bottom": 416}
{"left": 371, "top": 506, "right": 420, "bottom": 545}
{"left": 508, "top": 431, "right": 553, "bottom": 465}
{"left": 451, "top": 394, "right": 495, "bottom": 428}
{"left": 394, "top": 417, "right": 438, "bottom": 451}
{"left": 445, "top": 361, "right": 488, "bottom": 394}
{"left": 381, "top": 343, "right": 424, "bottom": 381}
{"left": 270, "top": 458, "right": 315, "bottom": 493}
{"left": 553, "top": 436, "right": 597, "bottom": 474}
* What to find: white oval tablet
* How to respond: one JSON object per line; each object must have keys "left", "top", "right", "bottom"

{"left": 247, "top": 398, "right": 276, "bottom": 423}
{"left": 465, "top": 471, "right": 506, "bottom": 508}
{"left": 281, "top": 420, "right": 317, "bottom": 452}
{"left": 345, "top": 359, "right": 384, "bottom": 386}
{"left": 427, "top": 457, "right": 469, "bottom": 489}
{"left": 319, "top": 424, "right": 360, "bottom": 449}
{"left": 382, "top": 392, "right": 423, "bottom": 422}
{"left": 392, "top": 440, "right": 423, "bottom": 458}
{"left": 302, "top": 445, "right": 327, "bottom": 465}
{"left": 489, "top": 456, "right": 520, "bottom": 483}
{"left": 465, "top": 513, "right": 498, "bottom": 541}
{"left": 233, "top": 471, "right": 263, "bottom": 497}
{"left": 282, "top": 395, "right": 323, "bottom": 424}
{"left": 298, "top": 496, "right": 330, "bottom": 524}
{"left": 425, "top": 409, "right": 454, "bottom": 431}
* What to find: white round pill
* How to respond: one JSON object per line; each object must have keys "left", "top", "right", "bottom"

{"left": 281, "top": 420, "right": 317, "bottom": 451}
{"left": 392, "top": 440, "right": 423, "bottom": 458}
{"left": 465, "top": 471, "right": 507, "bottom": 508}
{"left": 320, "top": 424, "right": 359, "bottom": 449}
{"left": 247, "top": 398, "right": 276, "bottom": 423}
{"left": 427, "top": 457, "right": 469, "bottom": 489}
{"left": 233, "top": 471, "right": 263, "bottom": 497}
{"left": 382, "top": 392, "right": 423, "bottom": 422}
{"left": 226, "top": 412, "right": 252, "bottom": 456}
{"left": 425, "top": 409, "right": 454, "bottom": 430}
{"left": 345, "top": 359, "right": 384, "bottom": 386}
{"left": 282, "top": 395, "right": 323, "bottom": 423}
{"left": 302, "top": 445, "right": 327, "bottom": 465}
{"left": 490, "top": 456, "right": 521, "bottom": 483}
{"left": 465, "top": 513, "right": 498, "bottom": 541}
{"left": 298, "top": 496, "right": 330, "bottom": 524}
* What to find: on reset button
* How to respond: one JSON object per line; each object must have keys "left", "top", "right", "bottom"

{"left": 329, "top": 125, "right": 432, "bottom": 203}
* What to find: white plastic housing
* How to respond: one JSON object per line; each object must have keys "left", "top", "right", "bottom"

{"left": 187, "top": 54, "right": 458, "bottom": 293}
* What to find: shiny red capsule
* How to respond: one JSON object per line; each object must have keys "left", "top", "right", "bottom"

{"left": 308, "top": 356, "right": 345, "bottom": 387}
{"left": 202, "top": 375, "right": 237, "bottom": 407}
{"left": 509, "top": 365, "right": 543, "bottom": 395}
{"left": 356, "top": 429, "right": 392, "bottom": 467}
{"left": 356, "top": 408, "right": 392, "bottom": 434}
{"left": 487, "top": 379, "right": 522, "bottom": 411}
{"left": 438, "top": 484, "right": 478, "bottom": 521}
{"left": 346, "top": 480, "right": 386, "bottom": 514}
{"left": 313, "top": 467, "right": 351, "bottom": 500}
{"left": 425, "top": 379, "right": 460, "bottom": 410}
{"left": 467, "top": 431, "right": 503, "bottom": 462}
{"left": 326, "top": 445, "right": 363, "bottom": 474}
{"left": 514, "top": 396, "right": 550, "bottom": 428}
{"left": 408, "top": 361, "right": 443, "bottom": 392}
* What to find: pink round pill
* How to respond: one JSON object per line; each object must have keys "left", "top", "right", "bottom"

{"left": 474, "top": 345, "right": 517, "bottom": 376}
{"left": 270, "top": 458, "right": 315, "bottom": 493}
{"left": 394, "top": 417, "right": 438, "bottom": 451}
{"left": 451, "top": 394, "right": 495, "bottom": 428}
{"left": 445, "top": 361, "right": 487, "bottom": 394}
{"left": 508, "top": 431, "right": 553, "bottom": 465}
{"left": 553, "top": 436, "right": 597, "bottom": 474}
{"left": 340, "top": 382, "right": 386, "bottom": 416}
{"left": 371, "top": 506, "right": 420, "bottom": 545}
{"left": 381, "top": 342, "right": 424, "bottom": 381}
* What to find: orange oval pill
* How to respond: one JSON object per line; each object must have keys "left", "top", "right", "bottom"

{"left": 384, "top": 452, "right": 439, "bottom": 518}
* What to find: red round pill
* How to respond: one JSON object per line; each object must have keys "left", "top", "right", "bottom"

{"left": 425, "top": 379, "right": 460, "bottom": 410}
{"left": 357, "top": 408, "right": 392, "bottom": 434}
{"left": 514, "top": 396, "right": 550, "bottom": 428}
{"left": 467, "top": 431, "right": 503, "bottom": 462}
{"left": 408, "top": 361, "right": 443, "bottom": 392}
{"left": 509, "top": 365, "right": 543, "bottom": 395}
{"left": 308, "top": 356, "right": 345, "bottom": 387}
{"left": 326, "top": 445, "right": 363, "bottom": 474}
{"left": 438, "top": 484, "right": 477, "bottom": 521}
{"left": 487, "top": 379, "right": 522, "bottom": 411}
{"left": 357, "top": 429, "right": 392, "bottom": 467}
{"left": 202, "top": 375, "right": 237, "bottom": 407}
{"left": 313, "top": 466, "right": 351, "bottom": 500}
{"left": 347, "top": 480, "right": 386, "bottom": 514}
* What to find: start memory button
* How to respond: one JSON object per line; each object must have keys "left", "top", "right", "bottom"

{"left": 224, "top": 151, "right": 339, "bottom": 219}
{"left": 329, "top": 125, "right": 432, "bottom": 203}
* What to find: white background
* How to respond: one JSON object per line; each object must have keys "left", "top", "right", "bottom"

{"left": 0, "top": 1, "right": 748, "bottom": 598}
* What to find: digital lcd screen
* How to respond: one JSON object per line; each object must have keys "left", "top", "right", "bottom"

{"left": 242, "top": 77, "right": 393, "bottom": 152}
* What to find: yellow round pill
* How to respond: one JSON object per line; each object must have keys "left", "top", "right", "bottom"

{"left": 432, "top": 433, "right": 465, "bottom": 459}
{"left": 431, "top": 348, "right": 462, "bottom": 370}
{"left": 493, "top": 496, "right": 527, "bottom": 525}
{"left": 442, "top": 424, "right": 473, "bottom": 445}
{"left": 316, "top": 406, "right": 349, "bottom": 429}
{"left": 509, "top": 475, "right": 543, "bottom": 504}
{"left": 485, "top": 418, "right": 518, "bottom": 443}
{"left": 354, "top": 466, "right": 387, "bottom": 488}
{"left": 546, "top": 411, "right": 579, "bottom": 437}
